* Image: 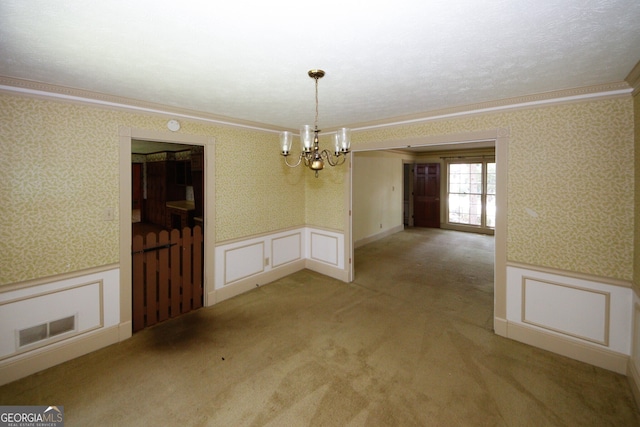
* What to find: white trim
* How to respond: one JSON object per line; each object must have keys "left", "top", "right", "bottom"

{"left": 507, "top": 321, "right": 628, "bottom": 375}
{"left": 352, "top": 88, "right": 632, "bottom": 131}
{"left": 0, "top": 324, "right": 122, "bottom": 386}
{"left": 0, "top": 84, "right": 278, "bottom": 133}
{"left": 506, "top": 265, "right": 632, "bottom": 356}
{"left": 0, "top": 78, "right": 631, "bottom": 133}
{"left": 354, "top": 225, "right": 404, "bottom": 249}
{"left": 348, "top": 128, "right": 509, "bottom": 325}
{"left": 215, "top": 226, "right": 347, "bottom": 294}
{"left": 628, "top": 356, "right": 640, "bottom": 409}
{"left": 118, "top": 127, "right": 216, "bottom": 322}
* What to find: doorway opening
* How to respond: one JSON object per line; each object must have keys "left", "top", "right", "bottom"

{"left": 130, "top": 140, "right": 205, "bottom": 332}
{"left": 131, "top": 141, "right": 204, "bottom": 238}
{"left": 118, "top": 127, "right": 215, "bottom": 338}
{"left": 348, "top": 129, "right": 508, "bottom": 332}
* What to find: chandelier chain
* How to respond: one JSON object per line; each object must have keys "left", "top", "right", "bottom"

{"left": 314, "top": 76, "right": 319, "bottom": 130}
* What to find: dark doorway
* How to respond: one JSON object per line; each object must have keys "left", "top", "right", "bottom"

{"left": 130, "top": 140, "right": 205, "bottom": 331}
{"left": 132, "top": 163, "right": 143, "bottom": 222}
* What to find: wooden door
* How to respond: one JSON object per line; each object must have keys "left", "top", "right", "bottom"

{"left": 414, "top": 163, "right": 440, "bottom": 228}
{"left": 145, "top": 161, "right": 167, "bottom": 227}
{"left": 132, "top": 163, "right": 143, "bottom": 211}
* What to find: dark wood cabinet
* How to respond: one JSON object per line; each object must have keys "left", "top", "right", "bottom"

{"left": 174, "top": 161, "right": 192, "bottom": 186}
{"left": 145, "top": 160, "right": 184, "bottom": 227}
{"left": 190, "top": 147, "right": 204, "bottom": 220}
{"left": 145, "top": 161, "right": 167, "bottom": 227}
{"left": 142, "top": 150, "right": 203, "bottom": 230}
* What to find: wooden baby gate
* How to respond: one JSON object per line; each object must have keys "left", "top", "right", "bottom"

{"left": 132, "top": 226, "right": 203, "bottom": 332}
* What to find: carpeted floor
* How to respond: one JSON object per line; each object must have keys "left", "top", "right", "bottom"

{"left": 1, "top": 228, "right": 638, "bottom": 425}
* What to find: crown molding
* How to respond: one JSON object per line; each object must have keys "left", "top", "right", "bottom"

{"left": 349, "top": 82, "right": 633, "bottom": 131}
{"left": 0, "top": 76, "right": 283, "bottom": 133}
{"left": 0, "top": 76, "right": 633, "bottom": 134}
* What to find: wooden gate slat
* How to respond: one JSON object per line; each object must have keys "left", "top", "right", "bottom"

{"left": 145, "top": 232, "right": 158, "bottom": 326}
{"left": 192, "top": 225, "right": 203, "bottom": 309}
{"left": 132, "top": 235, "right": 145, "bottom": 332}
{"left": 157, "top": 230, "right": 170, "bottom": 322}
{"left": 182, "top": 227, "right": 193, "bottom": 313}
{"left": 170, "top": 229, "right": 181, "bottom": 318}
{"left": 132, "top": 225, "right": 204, "bottom": 332}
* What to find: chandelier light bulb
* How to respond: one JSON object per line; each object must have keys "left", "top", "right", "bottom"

{"left": 300, "top": 125, "right": 314, "bottom": 153}
{"left": 280, "top": 131, "right": 292, "bottom": 155}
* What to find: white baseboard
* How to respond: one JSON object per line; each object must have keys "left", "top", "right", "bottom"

{"left": 507, "top": 321, "right": 628, "bottom": 374}
{"left": 214, "top": 259, "right": 305, "bottom": 303}
{"left": 0, "top": 324, "right": 123, "bottom": 386}
{"left": 305, "top": 258, "right": 349, "bottom": 282}
{"left": 628, "top": 358, "right": 640, "bottom": 409}
{"left": 354, "top": 225, "right": 404, "bottom": 249}
{"left": 494, "top": 316, "right": 508, "bottom": 337}
{"left": 211, "top": 257, "right": 349, "bottom": 304}
{"left": 119, "top": 320, "right": 132, "bottom": 341}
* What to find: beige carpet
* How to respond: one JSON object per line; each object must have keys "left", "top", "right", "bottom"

{"left": 1, "top": 228, "right": 638, "bottom": 426}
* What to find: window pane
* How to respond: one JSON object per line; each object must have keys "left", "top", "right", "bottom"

{"left": 448, "top": 193, "right": 482, "bottom": 225}
{"left": 448, "top": 193, "right": 467, "bottom": 224}
{"left": 486, "top": 163, "right": 496, "bottom": 195}
{"left": 470, "top": 182, "right": 483, "bottom": 193}
{"left": 450, "top": 164, "right": 468, "bottom": 174}
{"left": 469, "top": 194, "right": 482, "bottom": 225}
{"left": 449, "top": 163, "right": 482, "bottom": 195}
{"left": 486, "top": 194, "right": 496, "bottom": 228}
{"left": 447, "top": 161, "right": 494, "bottom": 228}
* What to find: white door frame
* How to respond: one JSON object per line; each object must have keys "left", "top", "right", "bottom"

{"left": 346, "top": 128, "right": 509, "bottom": 335}
{"left": 118, "top": 127, "right": 216, "bottom": 336}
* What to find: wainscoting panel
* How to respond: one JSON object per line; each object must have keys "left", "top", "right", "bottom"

{"left": 0, "top": 267, "right": 120, "bottom": 385}
{"left": 223, "top": 242, "right": 265, "bottom": 284}
{"left": 308, "top": 231, "right": 341, "bottom": 267}
{"left": 214, "top": 228, "right": 346, "bottom": 301}
{"left": 506, "top": 264, "right": 632, "bottom": 373}
{"left": 271, "top": 232, "right": 302, "bottom": 268}
{"left": 0, "top": 282, "right": 102, "bottom": 359}
{"left": 522, "top": 278, "right": 609, "bottom": 345}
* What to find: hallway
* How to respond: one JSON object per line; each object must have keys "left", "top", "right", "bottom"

{"left": 0, "top": 229, "right": 637, "bottom": 425}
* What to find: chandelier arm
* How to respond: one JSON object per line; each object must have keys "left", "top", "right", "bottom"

{"left": 283, "top": 154, "right": 303, "bottom": 168}
{"left": 334, "top": 155, "right": 346, "bottom": 167}
{"left": 320, "top": 150, "right": 335, "bottom": 166}
{"left": 321, "top": 150, "right": 346, "bottom": 167}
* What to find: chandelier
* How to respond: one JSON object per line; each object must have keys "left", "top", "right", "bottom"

{"left": 279, "top": 69, "right": 351, "bottom": 177}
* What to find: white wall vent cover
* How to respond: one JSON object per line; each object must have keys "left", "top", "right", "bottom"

{"left": 18, "top": 315, "right": 76, "bottom": 348}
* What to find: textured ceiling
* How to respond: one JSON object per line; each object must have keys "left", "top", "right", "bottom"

{"left": 1, "top": 0, "right": 639, "bottom": 131}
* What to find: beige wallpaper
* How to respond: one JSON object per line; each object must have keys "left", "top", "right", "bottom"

{"left": 353, "top": 98, "right": 635, "bottom": 281}
{"left": 304, "top": 134, "right": 349, "bottom": 231}
{"left": 0, "top": 93, "right": 634, "bottom": 285}
{"left": 212, "top": 126, "right": 305, "bottom": 241}
{"left": 0, "top": 94, "right": 305, "bottom": 285}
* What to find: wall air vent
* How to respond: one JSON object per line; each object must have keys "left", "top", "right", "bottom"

{"left": 18, "top": 315, "right": 76, "bottom": 348}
